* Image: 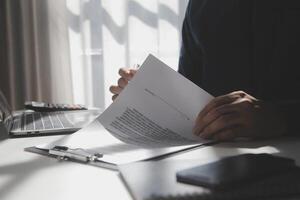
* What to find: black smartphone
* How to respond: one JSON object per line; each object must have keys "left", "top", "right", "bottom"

{"left": 176, "top": 153, "right": 297, "bottom": 190}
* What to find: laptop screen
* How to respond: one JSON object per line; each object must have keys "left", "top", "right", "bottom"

{"left": 0, "top": 90, "right": 12, "bottom": 122}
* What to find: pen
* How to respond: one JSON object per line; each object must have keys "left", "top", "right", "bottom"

{"left": 133, "top": 63, "right": 140, "bottom": 69}
{"left": 49, "top": 146, "right": 103, "bottom": 163}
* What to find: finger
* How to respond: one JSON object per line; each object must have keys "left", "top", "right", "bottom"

{"left": 109, "top": 85, "right": 123, "bottom": 95}
{"left": 230, "top": 90, "right": 247, "bottom": 98}
{"left": 119, "top": 68, "right": 135, "bottom": 81}
{"left": 213, "top": 126, "right": 243, "bottom": 141}
{"left": 193, "top": 103, "right": 237, "bottom": 135}
{"left": 118, "top": 77, "right": 128, "bottom": 88}
{"left": 195, "top": 97, "right": 258, "bottom": 136}
{"left": 221, "top": 97, "right": 258, "bottom": 115}
{"left": 195, "top": 92, "right": 243, "bottom": 124}
{"left": 235, "top": 98, "right": 257, "bottom": 111}
{"left": 198, "top": 113, "right": 242, "bottom": 139}
{"left": 194, "top": 93, "right": 243, "bottom": 135}
{"left": 129, "top": 69, "right": 138, "bottom": 75}
{"left": 112, "top": 94, "right": 118, "bottom": 101}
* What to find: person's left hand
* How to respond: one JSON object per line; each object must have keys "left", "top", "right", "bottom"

{"left": 109, "top": 67, "right": 137, "bottom": 101}
{"left": 193, "top": 91, "right": 287, "bottom": 141}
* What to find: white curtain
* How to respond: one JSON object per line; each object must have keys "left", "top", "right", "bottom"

{"left": 3, "top": 0, "right": 73, "bottom": 109}
{"left": 2, "top": 0, "right": 188, "bottom": 110}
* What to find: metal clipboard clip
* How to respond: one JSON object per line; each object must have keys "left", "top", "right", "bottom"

{"left": 49, "top": 146, "right": 103, "bottom": 163}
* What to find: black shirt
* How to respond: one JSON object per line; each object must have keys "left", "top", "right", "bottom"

{"left": 178, "top": 0, "right": 300, "bottom": 134}
{"left": 179, "top": 0, "right": 300, "bottom": 99}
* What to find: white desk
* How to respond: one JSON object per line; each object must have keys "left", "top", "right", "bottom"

{"left": 0, "top": 134, "right": 132, "bottom": 200}
{"left": 167, "top": 137, "right": 300, "bottom": 165}
{"left": 1, "top": 127, "right": 300, "bottom": 200}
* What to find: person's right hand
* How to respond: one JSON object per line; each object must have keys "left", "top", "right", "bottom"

{"left": 109, "top": 68, "right": 137, "bottom": 101}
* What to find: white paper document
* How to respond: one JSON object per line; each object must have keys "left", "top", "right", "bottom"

{"left": 27, "top": 55, "right": 213, "bottom": 169}
{"left": 34, "top": 120, "right": 200, "bottom": 168}
{"left": 98, "top": 54, "right": 213, "bottom": 147}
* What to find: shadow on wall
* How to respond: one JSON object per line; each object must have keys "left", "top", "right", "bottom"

{"left": 67, "top": 0, "right": 183, "bottom": 44}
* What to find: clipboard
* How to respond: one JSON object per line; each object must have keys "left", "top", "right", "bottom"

{"left": 25, "top": 144, "right": 212, "bottom": 171}
{"left": 25, "top": 146, "right": 117, "bottom": 170}
{"left": 25, "top": 121, "right": 213, "bottom": 170}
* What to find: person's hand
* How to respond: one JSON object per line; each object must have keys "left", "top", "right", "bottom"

{"left": 109, "top": 68, "right": 137, "bottom": 101}
{"left": 193, "top": 91, "right": 287, "bottom": 141}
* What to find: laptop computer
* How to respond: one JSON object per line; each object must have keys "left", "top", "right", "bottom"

{"left": 0, "top": 90, "right": 101, "bottom": 138}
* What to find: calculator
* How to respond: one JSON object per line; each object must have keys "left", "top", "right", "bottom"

{"left": 24, "top": 101, "right": 87, "bottom": 112}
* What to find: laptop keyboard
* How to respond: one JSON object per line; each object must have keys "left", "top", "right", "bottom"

{"left": 12, "top": 112, "right": 74, "bottom": 131}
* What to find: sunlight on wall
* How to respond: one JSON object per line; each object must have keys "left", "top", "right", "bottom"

{"left": 67, "top": 0, "right": 85, "bottom": 106}
{"left": 66, "top": 0, "right": 188, "bottom": 109}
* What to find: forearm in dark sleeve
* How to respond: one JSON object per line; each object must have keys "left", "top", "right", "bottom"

{"left": 268, "top": 100, "right": 300, "bottom": 136}
{"left": 178, "top": 2, "right": 194, "bottom": 77}
{"left": 178, "top": 0, "right": 204, "bottom": 87}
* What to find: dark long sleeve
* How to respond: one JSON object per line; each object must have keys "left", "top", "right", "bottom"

{"left": 178, "top": 0, "right": 205, "bottom": 88}
{"left": 275, "top": 101, "right": 300, "bottom": 136}
{"left": 178, "top": 0, "right": 300, "bottom": 135}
